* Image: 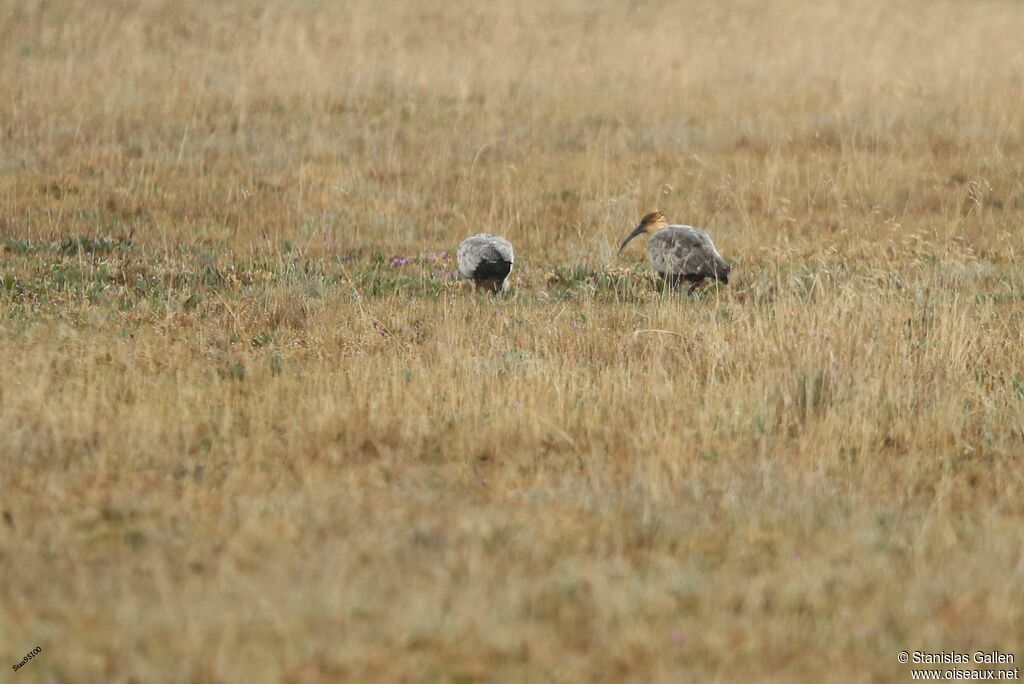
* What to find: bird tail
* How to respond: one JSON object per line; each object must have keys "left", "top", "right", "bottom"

{"left": 715, "top": 258, "right": 731, "bottom": 284}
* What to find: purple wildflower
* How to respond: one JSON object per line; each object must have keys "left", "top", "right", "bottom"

{"left": 391, "top": 257, "right": 411, "bottom": 267}
{"left": 424, "top": 251, "right": 451, "bottom": 264}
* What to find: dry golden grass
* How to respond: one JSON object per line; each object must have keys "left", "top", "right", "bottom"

{"left": 3, "top": 0, "right": 1024, "bottom": 681}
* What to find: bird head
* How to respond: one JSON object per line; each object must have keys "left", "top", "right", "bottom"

{"left": 618, "top": 211, "right": 669, "bottom": 254}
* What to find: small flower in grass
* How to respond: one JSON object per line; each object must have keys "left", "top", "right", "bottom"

{"left": 391, "top": 257, "right": 411, "bottom": 267}
{"left": 424, "top": 251, "right": 451, "bottom": 264}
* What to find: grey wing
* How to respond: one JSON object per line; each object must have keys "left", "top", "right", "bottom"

{"left": 487, "top": 236, "right": 514, "bottom": 265}
{"left": 651, "top": 226, "right": 729, "bottom": 279}
{"left": 457, "top": 239, "right": 485, "bottom": 279}
{"left": 648, "top": 227, "right": 710, "bottom": 277}
{"left": 700, "top": 233, "right": 730, "bottom": 279}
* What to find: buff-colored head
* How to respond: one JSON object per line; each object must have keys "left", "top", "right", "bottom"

{"left": 618, "top": 211, "right": 669, "bottom": 254}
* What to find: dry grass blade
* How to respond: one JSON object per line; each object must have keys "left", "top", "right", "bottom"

{"left": 2, "top": 1, "right": 1024, "bottom": 682}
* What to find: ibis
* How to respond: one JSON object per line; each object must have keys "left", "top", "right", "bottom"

{"left": 457, "top": 233, "right": 515, "bottom": 293}
{"left": 618, "top": 211, "right": 731, "bottom": 293}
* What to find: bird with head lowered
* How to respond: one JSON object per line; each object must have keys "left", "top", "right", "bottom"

{"left": 457, "top": 233, "right": 515, "bottom": 293}
{"left": 618, "top": 211, "right": 731, "bottom": 293}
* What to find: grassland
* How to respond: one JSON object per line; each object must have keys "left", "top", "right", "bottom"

{"left": 2, "top": 1, "right": 1024, "bottom": 682}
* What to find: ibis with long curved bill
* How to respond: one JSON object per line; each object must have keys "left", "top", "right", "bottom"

{"left": 618, "top": 211, "right": 731, "bottom": 293}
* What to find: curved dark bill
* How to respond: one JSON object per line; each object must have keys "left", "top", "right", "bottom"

{"left": 617, "top": 225, "right": 645, "bottom": 254}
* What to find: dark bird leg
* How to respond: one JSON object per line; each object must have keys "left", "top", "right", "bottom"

{"left": 687, "top": 279, "right": 706, "bottom": 295}
{"left": 476, "top": 278, "right": 503, "bottom": 293}
{"left": 662, "top": 273, "right": 683, "bottom": 291}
